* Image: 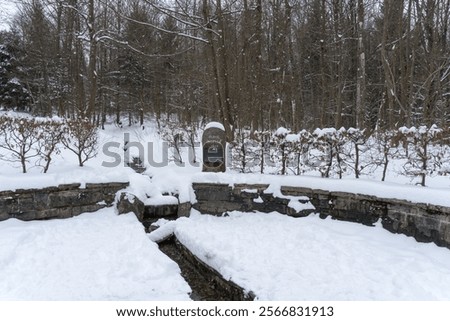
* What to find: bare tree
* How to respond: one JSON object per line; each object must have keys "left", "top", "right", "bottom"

{"left": 37, "top": 120, "right": 65, "bottom": 173}
{"left": 355, "top": 0, "right": 366, "bottom": 128}
{"left": 62, "top": 118, "right": 98, "bottom": 166}
{"left": 0, "top": 116, "right": 42, "bottom": 173}
{"left": 400, "top": 125, "right": 447, "bottom": 186}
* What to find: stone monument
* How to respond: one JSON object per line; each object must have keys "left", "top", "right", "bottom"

{"left": 202, "top": 122, "right": 226, "bottom": 172}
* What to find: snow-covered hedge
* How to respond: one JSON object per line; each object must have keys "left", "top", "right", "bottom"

{"left": 0, "top": 116, "right": 98, "bottom": 173}
{"left": 230, "top": 126, "right": 450, "bottom": 186}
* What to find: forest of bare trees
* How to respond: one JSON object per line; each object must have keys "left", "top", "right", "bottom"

{"left": 0, "top": 0, "right": 449, "bottom": 140}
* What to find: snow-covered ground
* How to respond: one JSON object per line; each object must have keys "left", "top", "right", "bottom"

{"left": 153, "top": 210, "right": 450, "bottom": 301}
{"left": 3, "top": 205, "right": 450, "bottom": 301}
{"left": 1, "top": 117, "right": 450, "bottom": 301}
{"left": 0, "top": 208, "right": 191, "bottom": 300}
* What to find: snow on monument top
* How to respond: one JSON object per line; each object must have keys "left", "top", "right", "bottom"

{"left": 204, "top": 122, "right": 225, "bottom": 131}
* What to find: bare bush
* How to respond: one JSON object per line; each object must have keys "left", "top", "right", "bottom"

{"left": 254, "top": 130, "right": 271, "bottom": 174}
{"left": 399, "top": 125, "right": 446, "bottom": 186}
{"left": 230, "top": 129, "right": 261, "bottom": 173}
{"left": 270, "top": 128, "right": 292, "bottom": 175}
{"left": 159, "top": 120, "right": 186, "bottom": 165}
{"left": 287, "top": 130, "right": 313, "bottom": 176}
{"left": 0, "top": 116, "right": 41, "bottom": 173}
{"left": 37, "top": 120, "right": 65, "bottom": 173}
{"left": 344, "top": 128, "right": 380, "bottom": 179}
{"left": 182, "top": 124, "right": 199, "bottom": 165}
{"left": 62, "top": 118, "right": 98, "bottom": 167}
{"left": 311, "top": 128, "right": 347, "bottom": 178}
{"left": 372, "top": 130, "right": 401, "bottom": 182}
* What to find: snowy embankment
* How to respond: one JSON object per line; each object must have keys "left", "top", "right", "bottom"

{"left": 0, "top": 166, "right": 131, "bottom": 192}
{"left": 0, "top": 209, "right": 191, "bottom": 300}
{"left": 191, "top": 172, "right": 450, "bottom": 208}
{"left": 155, "top": 210, "right": 450, "bottom": 301}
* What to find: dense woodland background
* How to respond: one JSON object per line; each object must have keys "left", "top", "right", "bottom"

{"left": 0, "top": 0, "right": 449, "bottom": 140}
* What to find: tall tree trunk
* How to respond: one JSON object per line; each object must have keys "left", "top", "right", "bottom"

{"left": 86, "top": 0, "right": 98, "bottom": 119}
{"left": 202, "top": 0, "right": 234, "bottom": 141}
{"left": 319, "top": 0, "right": 328, "bottom": 128}
{"left": 356, "top": 0, "right": 366, "bottom": 128}
{"left": 380, "top": 0, "right": 398, "bottom": 129}
{"left": 333, "top": 0, "right": 344, "bottom": 129}
{"left": 216, "top": 0, "right": 234, "bottom": 141}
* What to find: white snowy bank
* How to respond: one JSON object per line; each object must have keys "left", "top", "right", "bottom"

{"left": 166, "top": 210, "right": 450, "bottom": 301}
{"left": 190, "top": 172, "right": 450, "bottom": 208}
{"left": 0, "top": 209, "right": 191, "bottom": 300}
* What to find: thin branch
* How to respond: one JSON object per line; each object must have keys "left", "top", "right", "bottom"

{"left": 107, "top": 2, "right": 210, "bottom": 44}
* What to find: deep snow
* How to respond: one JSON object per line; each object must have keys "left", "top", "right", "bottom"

{"left": 156, "top": 210, "right": 450, "bottom": 301}
{"left": 0, "top": 209, "right": 191, "bottom": 300}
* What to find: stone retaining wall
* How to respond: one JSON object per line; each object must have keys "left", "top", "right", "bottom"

{"left": 0, "top": 182, "right": 129, "bottom": 221}
{"left": 192, "top": 183, "right": 450, "bottom": 249}
{"left": 171, "top": 236, "right": 255, "bottom": 301}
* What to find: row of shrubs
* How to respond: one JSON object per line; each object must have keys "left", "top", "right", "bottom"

{"left": 0, "top": 115, "right": 98, "bottom": 173}
{"left": 230, "top": 125, "right": 450, "bottom": 186}
{"left": 2, "top": 114, "right": 449, "bottom": 187}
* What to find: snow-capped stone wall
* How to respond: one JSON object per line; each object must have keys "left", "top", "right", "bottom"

{"left": 192, "top": 183, "right": 450, "bottom": 249}
{"left": 0, "top": 182, "right": 129, "bottom": 221}
{"left": 192, "top": 183, "right": 316, "bottom": 218}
